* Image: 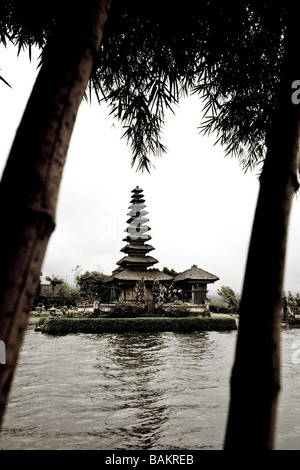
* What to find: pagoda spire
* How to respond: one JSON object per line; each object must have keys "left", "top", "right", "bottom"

{"left": 116, "top": 186, "right": 158, "bottom": 271}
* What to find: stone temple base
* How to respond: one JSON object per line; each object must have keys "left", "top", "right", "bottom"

{"left": 163, "top": 303, "right": 211, "bottom": 317}
{"left": 84, "top": 302, "right": 211, "bottom": 317}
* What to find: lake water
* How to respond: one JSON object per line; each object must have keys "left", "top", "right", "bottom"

{"left": 0, "top": 326, "right": 299, "bottom": 450}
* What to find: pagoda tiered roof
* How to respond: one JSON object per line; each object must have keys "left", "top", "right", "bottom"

{"left": 116, "top": 186, "right": 159, "bottom": 272}
{"left": 109, "top": 268, "right": 172, "bottom": 282}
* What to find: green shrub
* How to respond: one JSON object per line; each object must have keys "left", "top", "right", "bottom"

{"left": 41, "top": 317, "right": 237, "bottom": 335}
{"left": 38, "top": 316, "right": 49, "bottom": 326}
{"left": 163, "top": 309, "right": 191, "bottom": 318}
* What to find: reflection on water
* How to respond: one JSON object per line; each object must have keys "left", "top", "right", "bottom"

{"left": 100, "top": 333, "right": 169, "bottom": 449}
{"left": 0, "top": 327, "right": 299, "bottom": 450}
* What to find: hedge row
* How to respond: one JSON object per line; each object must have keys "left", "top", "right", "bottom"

{"left": 41, "top": 317, "right": 237, "bottom": 335}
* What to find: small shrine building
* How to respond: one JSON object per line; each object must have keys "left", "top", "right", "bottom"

{"left": 173, "top": 265, "right": 219, "bottom": 304}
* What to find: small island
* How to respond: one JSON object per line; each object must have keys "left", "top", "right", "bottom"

{"left": 35, "top": 186, "right": 237, "bottom": 334}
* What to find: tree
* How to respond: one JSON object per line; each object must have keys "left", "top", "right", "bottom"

{"left": 92, "top": 2, "right": 300, "bottom": 448}
{"left": 76, "top": 270, "right": 110, "bottom": 303}
{"left": 152, "top": 279, "right": 164, "bottom": 309}
{"left": 162, "top": 267, "right": 181, "bottom": 302}
{"left": 223, "top": 5, "right": 300, "bottom": 450}
{"left": 162, "top": 267, "right": 179, "bottom": 278}
{"left": 0, "top": 0, "right": 299, "bottom": 449}
{"left": 53, "top": 282, "right": 78, "bottom": 309}
{"left": 217, "top": 286, "right": 240, "bottom": 313}
{"left": 45, "top": 275, "right": 64, "bottom": 294}
{"left": 72, "top": 265, "right": 82, "bottom": 289}
{"left": 0, "top": 0, "right": 112, "bottom": 425}
{"left": 33, "top": 277, "right": 78, "bottom": 309}
{"left": 283, "top": 290, "right": 300, "bottom": 318}
{"left": 133, "top": 278, "right": 146, "bottom": 310}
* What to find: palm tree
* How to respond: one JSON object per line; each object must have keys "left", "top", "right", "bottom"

{"left": 92, "top": 2, "right": 300, "bottom": 447}
{"left": 45, "top": 276, "right": 64, "bottom": 294}
{"left": 93, "top": 2, "right": 300, "bottom": 449}
{"left": 0, "top": 0, "right": 112, "bottom": 425}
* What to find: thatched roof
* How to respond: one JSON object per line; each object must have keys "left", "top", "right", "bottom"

{"left": 120, "top": 243, "right": 155, "bottom": 253}
{"left": 174, "top": 265, "right": 219, "bottom": 283}
{"left": 106, "top": 268, "right": 173, "bottom": 283}
{"left": 116, "top": 255, "right": 158, "bottom": 267}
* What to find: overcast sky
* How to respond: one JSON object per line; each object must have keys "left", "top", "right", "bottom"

{"left": 1, "top": 44, "right": 300, "bottom": 298}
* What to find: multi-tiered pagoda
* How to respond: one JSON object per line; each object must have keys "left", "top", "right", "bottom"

{"left": 117, "top": 186, "right": 158, "bottom": 271}
{"left": 107, "top": 186, "right": 172, "bottom": 302}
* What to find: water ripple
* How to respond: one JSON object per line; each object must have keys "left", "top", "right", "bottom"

{"left": 0, "top": 328, "right": 299, "bottom": 449}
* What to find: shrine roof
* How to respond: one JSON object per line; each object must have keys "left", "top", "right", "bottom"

{"left": 174, "top": 264, "right": 219, "bottom": 283}
{"left": 107, "top": 268, "right": 173, "bottom": 282}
